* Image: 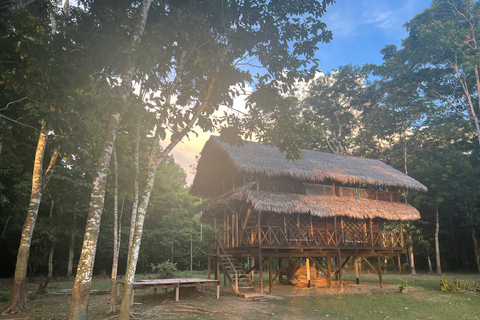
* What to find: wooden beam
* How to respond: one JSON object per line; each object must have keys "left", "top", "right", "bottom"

{"left": 309, "top": 257, "right": 327, "bottom": 277}
{"left": 362, "top": 257, "right": 381, "bottom": 278}
{"left": 242, "top": 207, "right": 252, "bottom": 229}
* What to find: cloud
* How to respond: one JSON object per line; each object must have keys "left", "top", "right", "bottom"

{"left": 324, "top": 0, "right": 430, "bottom": 38}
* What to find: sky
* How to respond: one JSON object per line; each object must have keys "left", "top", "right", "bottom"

{"left": 168, "top": 0, "right": 434, "bottom": 185}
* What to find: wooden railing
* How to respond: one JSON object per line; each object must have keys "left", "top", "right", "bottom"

{"left": 238, "top": 226, "right": 403, "bottom": 249}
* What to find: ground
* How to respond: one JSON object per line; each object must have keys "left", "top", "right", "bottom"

{"left": 1, "top": 272, "right": 479, "bottom": 320}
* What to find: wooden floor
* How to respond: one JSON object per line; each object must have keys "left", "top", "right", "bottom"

{"left": 117, "top": 278, "right": 220, "bottom": 304}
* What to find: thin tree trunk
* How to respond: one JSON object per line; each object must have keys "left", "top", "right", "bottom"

{"left": 406, "top": 232, "right": 416, "bottom": 275}
{"left": 48, "top": 242, "right": 56, "bottom": 278}
{"left": 69, "top": 2, "right": 152, "bottom": 318}
{"left": 118, "top": 48, "right": 226, "bottom": 318}
{"left": 471, "top": 227, "right": 480, "bottom": 273}
{"left": 1, "top": 123, "right": 58, "bottom": 314}
{"left": 128, "top": 120, "right": 140, "bottom": 252}
{"left": 67, "top": 228, "right": 75, "bottom": 277}
{"left": 435, "top": 204, "right": 441, "bottom": 274}
{"left": 427, "top": 251, "right": 433, "bottom": 274}
{"left": 48, "top": 201, "right": 56, "bottom": 279}
{"left": 108, "top": 148, "right": 120, "bottom": 314}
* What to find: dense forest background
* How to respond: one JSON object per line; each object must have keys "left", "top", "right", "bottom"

{"left": 1, "top": 0, "right": 480, "bottom": 292}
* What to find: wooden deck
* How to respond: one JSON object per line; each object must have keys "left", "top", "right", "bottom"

{"left": 116, "top": 278, "right": 220, "bottom": 304}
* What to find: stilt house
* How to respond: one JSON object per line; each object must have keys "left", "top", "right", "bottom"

{"left": 190, "top": 136, "right": 427, "bottom": 296}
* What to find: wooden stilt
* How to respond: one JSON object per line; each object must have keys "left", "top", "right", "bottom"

{"left": 377, "top": 254, "right": 383, "bottom": 285}
{"left": 258, "top": 211, "right": 263, "bottom": 293}
{"left": 327, "top": 254, "right": 332, "bottom": 289}
{"left": 338, "top": 250, "right": 343, "bottom": 291}
{"left": 397, "top": 254, "right": 402, "bottom": 273}
{"left": 259, "top": 254, "right": 263, "bottom": 293}
{"left": 334, "top": 256, "right": 339, "bottom": 281}
{"left": 355, "top": 257, "right": 359, "bottom": 284}
{"left": 207, "top": 255, "right": 211, "bottom": 279}
{"left": 268, "top": 256, "right": 272, "bottom": 294}
{"left": 306, "top": 258, "right": 311, "bottom": 288}
{"left": 278, "top": 258, "right": 283, "bottom": 283}
{"left": 250, "top": 256, "right": 255, "bottom": 284}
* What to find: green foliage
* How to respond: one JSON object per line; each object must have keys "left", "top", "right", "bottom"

{"left": 0, "top": 291, "right": 10, "bottom": 302}
{"left": 440, "top": 275, "right": 480, "bottom": 294}
{"left": 398, "top": 279, "right": 408, "bottom": 293}
{"left": 150, "top": 261, "right": 178, "bottom": 277}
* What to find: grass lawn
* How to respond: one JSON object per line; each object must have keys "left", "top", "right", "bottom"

{"left": 0, "top": 272, "right": 479, "bottom": 319}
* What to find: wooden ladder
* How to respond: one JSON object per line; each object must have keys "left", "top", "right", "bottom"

{"left": 217, "top": 240, "right": 257, "bottom": 296}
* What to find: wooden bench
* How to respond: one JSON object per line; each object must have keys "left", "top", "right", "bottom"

{"left": 116, "top": 278, "right": 220, "bottom": 305}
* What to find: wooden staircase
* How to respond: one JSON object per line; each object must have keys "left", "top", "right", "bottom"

{"left": 217, "top": 240, "right": 264, "bottom": 298}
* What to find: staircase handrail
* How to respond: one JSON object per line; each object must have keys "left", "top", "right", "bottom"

{"left": 216, "top": 238, "right": 239, "bottom": 292}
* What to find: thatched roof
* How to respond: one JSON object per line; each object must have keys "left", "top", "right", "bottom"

{"left": 191, "top": 136, "right": 427, "bottom": 197}
{"left": 198, "top": 182, "right": 420, "bottom": 222}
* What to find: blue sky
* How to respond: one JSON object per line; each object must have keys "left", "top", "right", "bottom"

{"left": 316, "top": 0, "right": 433, "bottom": 73}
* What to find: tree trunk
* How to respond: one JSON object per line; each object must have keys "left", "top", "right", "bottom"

{"left": 471, "top": 228, "right": 480, "bottom": 273}
{"left": 1, "top": 123, "right": 58, "bottom": 314}
{"left": 108, "top": 148, "right": 120, "bottom": 314}
{"left": 128, "top": 120, "right": 140, "bottom": 252}
{"left": 69, "top": 1, "right": 152, "bottom": 318}
{"left": 67, "top": 229, "right": 75, "bottom": 277}
{"left": 69, "top": 113, "right": 120, "bottom": 319}
{"left": 48, "top": 242, "right": 56, "bottom": 278}
{"left": 435, "top": 205, "right": 441, "bottom": 274}
{"left": 427, "top": 251, "right": 433, "bottom": 274}
{"left": 406, "top": 232, "right": 416, "bottom": 275}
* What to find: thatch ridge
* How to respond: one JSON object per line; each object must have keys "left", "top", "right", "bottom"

{"left": 205, "top": 136, "right": 427, "bottom": 192}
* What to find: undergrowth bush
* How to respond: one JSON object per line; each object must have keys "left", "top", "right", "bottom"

{"left": 150, "top": 261, "right": 178, "bottom": 278}
{"left": 440, "top": 275, "right": 480, "bottom": 294}
{"left": 0, "top": 291, "right": 10, "bottom": 302}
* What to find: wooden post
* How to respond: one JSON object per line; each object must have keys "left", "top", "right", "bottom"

{"left": 327, "top": 254, "right": 332, "bottom": 289}
{"left": 377, "top": 254, "right": 383, "bottom": 285}
{"left": 278, "top": 258, "right": 283, "bottom": 283}
{"left": 400, "top": 222, "right": 404, "bottom": 247}
{"left": 207, "top": 255, "right": 211, "bottom": 279}
{"left": 175, "top": 286, "right": 179, "bottom": 302}
{"left": 334, "top": 256, "right": 339, "bottom": 281}
{"left": 369, "top": 218, "right": 374, "bottom": 247}
{"left": 306, "top": 258, "right": 311, "bottom": 287}
{"left": 397, "top": 254, "right": 402, "bottom": 273}
{"left": 338, "top": 251, "right": 343, "bottom": 291}
{"left": 268, "top": 256, "right": 272, "bottom": 294}
{"left": 334, "top": 216, "right": 338, "bottom": 245}
{"left": 250, "top": 256, "right": 255, "bottom": 284}
{"left": 355, "top": 257, "right": 360, "bottom": 284}
{"left": 216, "top": 243, "right": 220, "bottom": 281}
{"left": 258, "top": 211, "right": 263, "bottom": 293}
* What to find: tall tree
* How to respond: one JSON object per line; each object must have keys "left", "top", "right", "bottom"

{"left": 1, "top": 123, "right": 58, "bottom": 313}
{"left": 69, "top": 1, "right": 153, "bottom": 318}
{"left": 390, "top": 0, "right": 480, "bottom": 146}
